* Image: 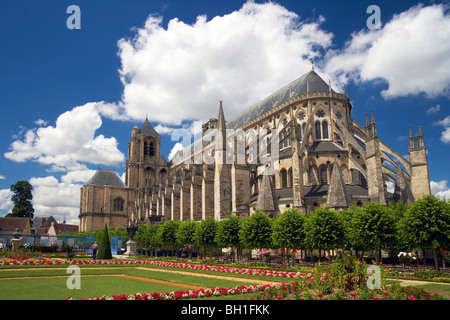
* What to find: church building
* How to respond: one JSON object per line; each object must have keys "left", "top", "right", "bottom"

{"left": 79, "top": 69, "right": 430, "bottom": 231}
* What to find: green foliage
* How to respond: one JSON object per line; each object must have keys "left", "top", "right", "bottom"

{"left": 96, "top": 224, "right": 112, "bottom": 259}
{"left": 195, "top": 217, "right": 217, "bottom": 258}
{"left": 215, "top": 215, "right": 242, "bottom": 248}
{"left": 272, "top": 208, "right": 305, "bottom": 250}
{"left": 157, "top": 220, "right": 179, "bottom": 250}
{"left": 7, "top": 181, "right": 34, "bottom": 219}
{"left": 304, "top": 207, "right": 344, "bottom": 251}
{"left": 239, "top": 211, "right": 272, "bottom": 252}
{"left": 398, "top": 194, "right": 450, "bottom": 250}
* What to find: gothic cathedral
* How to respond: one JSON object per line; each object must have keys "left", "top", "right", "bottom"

{"left": 79, "top": 69, "right": 430, "bottom": 231}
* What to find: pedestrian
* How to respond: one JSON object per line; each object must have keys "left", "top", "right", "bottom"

{"left": 0, "top": 241, "right": 3, "bottom": 251}
{"left": 92, "top": 241, "right": 99, "bottom": 260}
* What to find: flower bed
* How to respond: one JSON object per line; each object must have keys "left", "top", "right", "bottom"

{"left": 0, "top": 259, "right": 306, "bottom": 279}
{"left": 65, "top": 283, "right": 283, "bottom": 300}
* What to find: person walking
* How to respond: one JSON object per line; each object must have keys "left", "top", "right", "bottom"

{"left": 92, "top": 241, "right": 99, "bottom": 260}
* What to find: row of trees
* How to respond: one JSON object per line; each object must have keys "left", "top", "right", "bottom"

{"left": 134, "top": 194, "right": 450, "bottom": 270}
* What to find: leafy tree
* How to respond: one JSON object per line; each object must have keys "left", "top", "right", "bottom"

{"left": 272, "top": 208, "right": 305, "bottom": 265}
{"left": 157, "top": 220, "right": 179, "bottom": 256}
{"left": 398, "top": 195, "right": 450, "bottom": 270}
{"left": 216, "top": 215, "right": 243, "bottom": 262}
{"left": 7, "top": 181, "right": 34, "bottom": 220}
{"left": 239, "top": 211, "right": 273, "bottom": 262}
{"left": 195, "top": 217, "right": 217, "bottom": 259}
{"left": 176, "top": 220, "right": 198, "bottom": 259}
{"left": 135, "top": 224, "right": 160, "bottom": 257}
{"left": 349, "top": 202, "right": 397, "bottom": 264}
{"left": 304, "top": 207, "right": 345, "bottom": 262}
{"left": 96, "top": 224, "right": 112, "bottom": 259}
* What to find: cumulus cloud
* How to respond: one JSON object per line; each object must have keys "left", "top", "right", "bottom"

{"left": 115, "top": 1, "right": 333, "bottom": 125}
{"left": 0, "top": 189, "right": 13, "bottom": 212}
{"left": 29, "top": 176, "right": 85, "bottom": 224}
{"left": 4, "top": 102, "right": 125, "bottom": 171}
{"left": 434, "top": 115, "right": 450, "bottom": 143}
{"left": 431, "top": 180, "right": 450, "bottom": 200}
{"left": 324, "top": 4, "right": 450, "bottom": 99}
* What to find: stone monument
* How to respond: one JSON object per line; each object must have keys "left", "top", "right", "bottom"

{"left": 11, "top": 228, "right": 21, "bottom": 253}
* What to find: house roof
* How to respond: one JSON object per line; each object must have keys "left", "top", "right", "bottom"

{"left": 0, "top": 217, "right": 31, "bottom": 233}
{"left": 87, "top": 169, "right": 127, "bottom": 188}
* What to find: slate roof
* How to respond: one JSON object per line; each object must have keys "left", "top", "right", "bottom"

{"left": 140, "top": 117, "right": 160, "bottom": 137}
{"left": 309, "top": 141, "right": 347, "bottom": 153}
{"left": 87, "top": 169, "right": 127, "bottom": 188}
{"left": 226, "top": 70, "right": 333, "bottom": 130}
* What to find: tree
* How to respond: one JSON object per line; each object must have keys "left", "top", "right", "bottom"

{"left": 304, "top": 207, "right": 345, "bottom": 262}
{"left": 96, "top": 224, "right": 112, "bottom": 259}
{"left": 349, "top": 202, "right": 397, "bottom": 264}
{"left": 157, "top": 220, "right": 179, "bottom": 256}
{"left": 195, "top": 217, "right": 217, "bottom": 259}
{"left": 216, "top": 215, "right": 243, "bottom": 262}
{"left": 7, "top": 181, "right": 34, "bottom": 220}
{"left": 272, "top": 208, "right": 305, "bottom": 265}
{"left": 239, "top": 211, "right": 273, "bottom": 262}
{"left": 398, "top": 195, "right": 450, "bottom": 270}
{"left": 176, "top": 220, "right": 198, "bottom": 259}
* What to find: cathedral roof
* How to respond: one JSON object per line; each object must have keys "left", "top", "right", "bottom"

{"left": 140, "top": 117, "right": 160, "bottom": 137}
{"left": 87, "top": 169, "right": 127, "bottom": 189}
{"left": 226, "top": 70, "right": 334, "bottom": 130}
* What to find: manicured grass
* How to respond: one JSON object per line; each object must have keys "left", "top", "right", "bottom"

{"left": 0, "top": 265, "right": 259, "bottom": 300}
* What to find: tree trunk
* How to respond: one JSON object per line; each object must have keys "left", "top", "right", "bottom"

{"left": 433, "top": 247, "right": 440, "bottom": 271}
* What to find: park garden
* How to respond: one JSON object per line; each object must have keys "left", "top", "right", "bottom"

{"left": 0, "top": 194, "right": 449, "bottom": 300}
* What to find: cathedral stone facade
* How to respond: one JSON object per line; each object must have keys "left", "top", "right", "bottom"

{"left": 79, "top": 69, "right": 430, "bottom": 231}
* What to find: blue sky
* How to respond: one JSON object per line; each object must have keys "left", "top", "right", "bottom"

{"left": 0, "top": 0, "right": 449, "bottom": 224}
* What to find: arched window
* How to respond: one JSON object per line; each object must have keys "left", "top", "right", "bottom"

{"left": 113, "top": 198, "right": 124, "bottom": 211}
{"left": 280, "top": 169, "right": 288, "bottom": 188}
{"left": 315, "top": 121, "right": 322, "bottom": 140}
{"left": 288, "top": 168, "right": 293, "bottom": 187}
{"left": 322, "top": 121, "right": 329, "bottom": 139}
{"left": 319, "top": 165, "right": 328, "bottom": 184}
{"left": 144, "top": 142, "right": 155, "bottom": 156}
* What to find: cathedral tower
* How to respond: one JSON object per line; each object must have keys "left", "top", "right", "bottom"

{"left": 408, "top": 124, "right": 431, "bottom": 200}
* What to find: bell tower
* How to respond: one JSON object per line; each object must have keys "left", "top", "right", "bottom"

{"left": 125, "top": 116, "right": 162, "bottom": 190}
{"left": 408, "top": 124, "right": 431, "bottom": 200}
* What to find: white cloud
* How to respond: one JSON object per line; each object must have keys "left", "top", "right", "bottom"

{"left": 0, "top": 175, "right": 5, "bottom": 180}
{"left": 434, "top": 115, "right": 450, "bottom": 143}
{"left": 385, "top": 181, "right": 395, "bottom": 193}
{"left": 4, "top": 102, "right": 125, "bottom": 171}
{"left": 115, "top": 1, "right": 333, "bottom": 125}
{"left": 426, "top": 104, "right": 440, "bottom": 114}
{"left": 325, "top": 4, "right": 450, "bottom": 99}
{"left": 431, "top": 180, "right": 450, "bottom": 200}
{"left": 0, "top": 189, "right": 13, "bottom": 212}
{"left": 34, "top": 119, "right": 48, "bottom": 126}
{"left": 29, "top": 176, "right": 84, "bottom": 224}
{"left": 168, "top": 142, "right": 184, "bottom": 160}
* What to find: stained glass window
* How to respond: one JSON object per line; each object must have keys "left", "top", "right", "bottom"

{"left": 298, "top": 113, "right": 305, "bottom": 121}
{"left": 316, "top": 109, "right": 325, "bottom": 118}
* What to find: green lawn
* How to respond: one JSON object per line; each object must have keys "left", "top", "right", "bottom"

{"left": 0, "top": 266, "right": 258, "bottom": 300}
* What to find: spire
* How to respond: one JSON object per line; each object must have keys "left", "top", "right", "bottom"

{"left": 216, "top": 101, "right": 226, "bottom": 151}
{"left": 409, "top": 125, "right": 413, "bottom": 138}
{"left": 256, "top": 170, "right": 279, "bottom": 214}
{"left": 370, "top": 110, "right": 375, "bottom": 124}
{"left": 365, "top": 113, "right": 370, "bottom": 127}
{"left": 326, "top": 160, "right": 352, "bottom": 209}
{"left": 344, "top": 84, "right": 348, "bottom": 98}
{"left": 140, "top": 117, "right": 160, "bottom": 137}
{"left": 418, "top": 123, "right": 423, "bottom": 136}
{"left": 328, "top": 79, "right": 332, "bottom": 94}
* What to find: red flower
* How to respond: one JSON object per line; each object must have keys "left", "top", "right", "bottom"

{"left": 349, "top": 293, "right": 356, "bottom": 297}
{"left": 382, "top": 292, "right": 388, "bottom": 296}
{"left": 317, "top": 294, "right": 323, "bottom": 298}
